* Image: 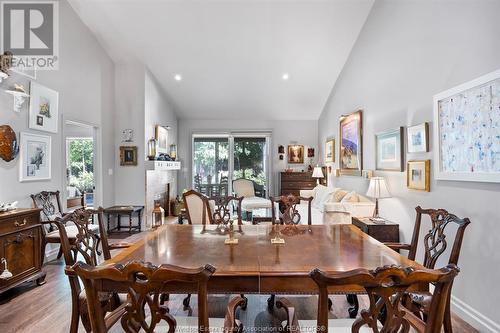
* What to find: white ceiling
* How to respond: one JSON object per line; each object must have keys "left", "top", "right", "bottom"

{"left": 69, "top": 0, "right": 373, "bottom": 120}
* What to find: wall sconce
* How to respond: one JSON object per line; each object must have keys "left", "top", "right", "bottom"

{"left": 5, "top": 84, "right": 29, "bottom": 113}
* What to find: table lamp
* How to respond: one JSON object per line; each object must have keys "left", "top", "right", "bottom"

{"left": 312, "top": 166, "right": 324, "bottom": 185}
{"left": 366, "top": 177, "right": 391, "bottom": 222}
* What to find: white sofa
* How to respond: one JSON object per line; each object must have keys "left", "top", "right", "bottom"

{"left": 296, "top": 185, "right": 375, "bottom": 224}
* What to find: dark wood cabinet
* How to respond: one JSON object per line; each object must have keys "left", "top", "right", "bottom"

{"left": 0, "top": 209, "right": 46, "bottom": 294}
{"left": 352, "top": 216, "right": 399, "bottom": 243}
{"left": 280, "top": 171, "right": 325, "bottom": 196}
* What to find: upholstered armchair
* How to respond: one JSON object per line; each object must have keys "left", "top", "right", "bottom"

{"left": 232, "top": 178, "right": 272, "bottom": 220}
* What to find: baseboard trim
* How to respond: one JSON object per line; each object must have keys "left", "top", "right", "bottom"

{"left": 451, "top": 295, "right": 500, "bottom": 333}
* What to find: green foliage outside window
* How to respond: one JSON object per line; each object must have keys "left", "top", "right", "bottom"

{"left": 68, "top": 139, "right": 94, "bottom": 193}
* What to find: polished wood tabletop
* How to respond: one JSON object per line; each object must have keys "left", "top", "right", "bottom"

{"left": 104, "top": 224, "right": 424, "bottom": 294}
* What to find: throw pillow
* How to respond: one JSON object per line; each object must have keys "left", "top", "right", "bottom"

{"left": 341, "top": 191, "right": 360, "bottom": 203}
{"left": 330, "top": 189, "right": 348, "bottom": 202}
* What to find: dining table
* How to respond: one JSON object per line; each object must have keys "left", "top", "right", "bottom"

{"left": 103, "top": 223, "right": 425, "bottom": 303}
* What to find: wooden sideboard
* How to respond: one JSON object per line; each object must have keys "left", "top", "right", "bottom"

{"left": 279, "top": 171, "right": 327, "bottom": 196}
{"left": 0, "top": 208, "right": 46, "bottom": 294}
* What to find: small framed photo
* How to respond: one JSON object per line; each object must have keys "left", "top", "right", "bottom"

{"left": 407, "top": 160, "right": 430, "bottom": 191}
{"left": 325, "top": 139, "right": 335, "bottom": 163}
{"left": 287, "top": 145, "right": 304, "bottom": 164}
{"left": 407, "top": 122, "right": 429, "bottom": 153}
{"left": 29, "top": 82, "right": 59, "bottom": 133}
{"left": 120, "top": 146, "right": 138, "bottom": 166}
{"left": 376, "top": 127, "right": 404, "bottom": 171}
{"left": 19, "top": 132, "right": 51, "bottom": 182}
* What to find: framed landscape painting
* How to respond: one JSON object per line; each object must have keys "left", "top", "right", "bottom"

{"left": 29, "top": 82, "right": 59, "bottom": 133}
{"left": 407, "top": 160, "right": 430, "bottom": 191}
{"left": 434, "top": 68, "right": 500, "bottom": 183}
{"left": 376, "top": 127, "right": 404, "bottom": 171}
{"left": 325, "top": 139, "right": 335, "bottom": 163}
{"left": 407, "top": 123, "right": 429, "bottom": 153}
{"left": 19, "top": 132, "right": 51, "bottom": 182}
{"left": 339, "top": 110, "right": 362, "bottom": 176}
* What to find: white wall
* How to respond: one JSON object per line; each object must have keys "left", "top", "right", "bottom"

{"left": 177, "top": 118, "right": 318, "bottom": 196}
{"left": 317, "top": 0, "right": 500, "bottom": 330}
{"left": 0, "top": 0, "right": 115, "bottom": 208}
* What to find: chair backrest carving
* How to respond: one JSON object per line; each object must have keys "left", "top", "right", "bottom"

{"left": 30, "top": 190, "right": 63, "bottom": 231}
{"left": 183, "top": 190, "right": 213, "bottom": 225}
{"left": 271, "top": 194, "right": 312, "bottom": 225}
{"left": 72, "top": 261, "right": 215, "bottom": 333}
{"left": 209, "top": 195, "right": 243, "bottom": 226}
{"left": 56, "top": 208, "right": 110, "bottom": 266}
{"left": 310, "top": 264, "right": 459, "bottom": 333}
{"left": 409, "top": 206, "right": 471, "bottom": 268}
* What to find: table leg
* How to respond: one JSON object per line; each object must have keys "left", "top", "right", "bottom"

{"left": 107, "top": 214, "right": 110, "bottom": 231}
{"left": 138, "top": 210, "right": 142, "bottom": 231}
{"left": 117, "top": 215, "right": 121, "bottom": 230}
{"left": 129, "top": 214, "right": 132, "bottom": 234}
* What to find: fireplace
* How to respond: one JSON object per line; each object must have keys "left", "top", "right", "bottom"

{"left": 145, "top": 170, "right": 176, "bottom": 229}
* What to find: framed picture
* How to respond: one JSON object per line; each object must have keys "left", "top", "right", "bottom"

{"left": 19, "top": 132, "right": 51, "bottom": 182}
{"left": 120, "top": 146, "right": 138, "bottom": 166}
{"left": 376, "top": 127, "right": 404, "bottom": 171}
{"left": 407, "top": 160, "right": 430, "bottom": 192}
{"left": 325, "top": 139, "right": 335, "bottom": 163}
{"left": 307, "top": 148, "right": 315, "bottom": 158}
{"left": 287, "top": 145, "right": 304, "bottom": 164}
{"left": 29, "top": 82, "right": 59, "bottom": 133}
{"left": 339, "top": 110, "right": 363, "bottom": 176}
{"left": 407, "top": 123, "right": 429, "bottom": 153}
{"left": 155, "top": 125, "right": 169, "bottom": 154}
{"left": 434, "top": 68, "right": 500, "bottom": 183}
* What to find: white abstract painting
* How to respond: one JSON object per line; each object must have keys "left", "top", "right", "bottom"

{"left": 434, "top": 70, "right": 500, "bottom": 183}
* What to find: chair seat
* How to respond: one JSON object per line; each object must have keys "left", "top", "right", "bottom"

{"left": 297, "top": 319, "right": 378, "bottom": 332}
{"left": 241, "top": 197, "right": 272, "bottom": 211}
{"left": 46, "top": 224, "right": 100, "bottom": 240}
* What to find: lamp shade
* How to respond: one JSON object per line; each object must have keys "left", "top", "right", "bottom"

{"left": 312, "top": 166, "right": 324, "bottom": 178}
{"left": 366, "top": 177, "right": 391, "bottom": 198}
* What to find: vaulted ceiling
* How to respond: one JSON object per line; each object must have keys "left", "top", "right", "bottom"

{"left": 69, "top": 0, "right": 373, "bottom": 120}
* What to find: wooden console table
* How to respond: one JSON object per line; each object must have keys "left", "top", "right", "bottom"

{"left": 104, "top": 206, "right": 144, "bottom": 233}
{"left": 0, "top": 209, "right": 46, "bottom": 294}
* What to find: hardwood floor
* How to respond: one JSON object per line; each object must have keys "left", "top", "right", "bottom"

{"left": 0, "top": 220, "right": 478, "bottom": 333}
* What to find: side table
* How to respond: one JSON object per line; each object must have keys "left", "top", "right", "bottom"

{"left": 104, "top": 205, "right": 144, "bottom": 233}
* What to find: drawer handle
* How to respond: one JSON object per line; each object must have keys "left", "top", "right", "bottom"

{"left": 14, "top": 218, "right": 27, "bottom": 227}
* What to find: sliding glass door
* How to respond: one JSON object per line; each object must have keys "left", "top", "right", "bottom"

{"left": 192, "top": 136, "right": 229, "bottom": 196}
{"left": 192, "top": 133, "right": 270, "bottom": 197}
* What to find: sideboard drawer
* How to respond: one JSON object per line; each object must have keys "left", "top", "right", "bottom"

{"left": 281, "top": 172, "right": 312, "bottom": 181}
{"left": 0, "top": 212, "right": 39, "bottom": 235}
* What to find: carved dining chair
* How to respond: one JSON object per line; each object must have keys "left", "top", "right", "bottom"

{"left": 57, "top": 207, "right": 129, "bottom": 333}
{"left": 31, "top": 190, "right": 100, "bottom": 264}
{"left": 383, "top": 206, "right": 471, "bottom": 333}
{"left": 210, "top": 195, "right": 244, "bottom": 226}
{"left": 278, "top": 264, "right": 459, "bottom": 333}
{"left": 70, "top": 260, "right": 246, "bottom": 333}
{"left": 271, "top": 194, "right": 313, "bottom": 225}
{"left": 183, "top": 190, "right": 215, "bottom": 225}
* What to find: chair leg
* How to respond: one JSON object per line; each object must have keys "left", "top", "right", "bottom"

{"left": 70, "top": 295, "right": 81, "bottom": 333}
{"left": 56, "top": 246, "right": 63, "bottom": 259}
{"left": 240, "top": 294, "right": 248, "bottom": 310}
{"left": 160, "top": 293, "right": 170, "bottom": 305}
{"left": 346, "top": 294, "right": 359, "bottom": 318}
{"left": 443, "top": 293, "right": 453, "bottom": 333}
{"left": 183, "top": 294, "right": 191, "bottom": 308}
{"left": 267, "top": 294, "right": 275, "bottom": 310}
{"left": 328, "top": 297, "right": 333, "bottom": 311}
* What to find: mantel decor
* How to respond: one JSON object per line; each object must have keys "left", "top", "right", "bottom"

{"left": 433, "top": 68, "right": 500, "bottom": 183}
{"left": 155, "top": 125, "right": 169, "bottom": 154}
{"left": 340, "top": 110, "right": 363, "bottom": 176}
